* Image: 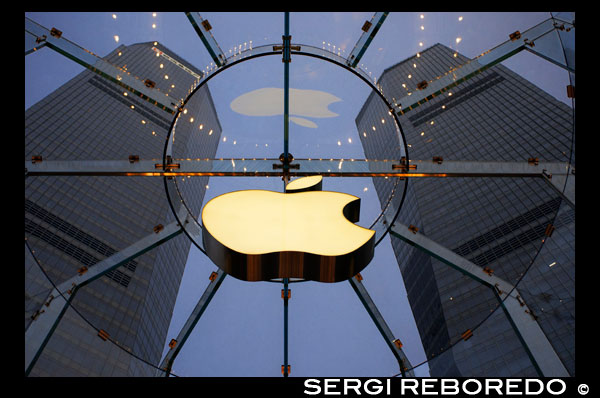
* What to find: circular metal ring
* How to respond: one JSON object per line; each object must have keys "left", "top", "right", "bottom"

{"left": 162, "top": 44, "right": 410, "bottom": 259}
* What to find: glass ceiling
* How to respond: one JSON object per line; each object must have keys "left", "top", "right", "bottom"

{"left": 25, "top": 12, "right": 574, "bottom": 378}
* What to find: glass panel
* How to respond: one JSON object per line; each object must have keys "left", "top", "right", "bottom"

{"left": 25, "top": 12, "right": 575, "bottom": 378}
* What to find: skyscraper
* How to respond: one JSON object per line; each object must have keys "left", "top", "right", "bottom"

{"left": 25, "top": 41, "right": 222, "bottom": 376}
{"left": 356, "top": 43, "right": 574, "bottom": 376}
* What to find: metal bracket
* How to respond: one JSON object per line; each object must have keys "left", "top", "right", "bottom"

{"left": 528, "top": 157, "right": 539, "bottom": 166}
{"left": 155, "top": 163, "right": 181, "bottom": 171}
{"left": 392, "top": 157, "right": 417, "bottom": 172}
{"left": 50, "top": 27, "right": 62, "bottom": 38}
{"left": 461, "top": 329, "right": 473, "bottom": 341}
{"left": 44, "top": 295, "right": 55, "bottom": 307}
{"left": 417, "top": 81, "right": 429, "bottom": 90}
{"left": 143, "top": 79, "right": 156, "bottom": 89}
{"left": 272, "top": 153, "right": 299, "bottom": 172}
{"left": 97, "top": 329, "right": 109, "bottom": 341}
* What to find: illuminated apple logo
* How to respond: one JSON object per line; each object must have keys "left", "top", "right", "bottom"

{"left": 201, "top": 176, "right": 375, "bottom": 283}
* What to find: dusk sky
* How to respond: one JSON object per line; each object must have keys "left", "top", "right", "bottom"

{"left": 25, "top": 11, "right": 573, "bottom": 377}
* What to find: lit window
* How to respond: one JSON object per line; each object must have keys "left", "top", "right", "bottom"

{"left": 190, "top": 117, "right": 194, "bottom": 122}
{"left": 458, "top": 16, "right": 463, "bottom": 21}
{"left": 337, "top": 140, "right": 341, "bottom": 146}
{"left": 209, "top": 129, "right": 213, "bottom": 135}
{"left": 419, "top": 42, "right": 423, "bottom": 47}
{"left": 381, "top": 119, "right": 385, "bottom": 124}
{"left": 223, "top": 136, "right": 227, "bottom": 142}
{"left": 130, "top": 105, "right": 135, "bottom": 109}
{"left": 363, "top": 132, "right": 367, "bottom": 137}
{"left": 171, "top": 84, "right": 175, "bottom": 88}
{"left": 420, "top": 14, "right": 424, "bottom": 19}
{"left": 152, "top": 23, "right": 157, "bottom": 29}
{"left": 152, "top": 12, "right": 157, "bottom": 17}
{"left": 114, "top": 35, "right": 119, "bottom": 43}
{"left": 372, "top": 126, "right": 376, "bottom": 131}
{"left": 199, "top": 124, "right": 204, "bottom": 130}
{"left": 456, "top": 37, "right": 462, "bottom": 44}
{"left": 123, "top": 92, "right": 127, "bottom": 96}
{"left": 118, "top": 51, "right": 122, "bottom": 56}
{"left": 348, "top": 138, "right": 352, "bottom": 143}
{"left": 159, "top": 63, "right": 164, "bottom": 68}
{"left": 141, "top": 120, "right": 146, "bottom": 124}
{"left": 164, "top": 74, "right": 169, "bottom": 79}
{"left": 420, "top": 131, "right": 425, "bottom": 136}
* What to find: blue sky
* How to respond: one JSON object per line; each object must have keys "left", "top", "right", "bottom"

{"left": 25, "top": 12, "right": 572, "bottom": 377}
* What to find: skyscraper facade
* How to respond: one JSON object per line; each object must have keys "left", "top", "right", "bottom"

{"left": 356, "top": 43, "right": 574, "bottom": 376}
{"left": 25, "top": 41, "right": 222, "bottom": 376}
